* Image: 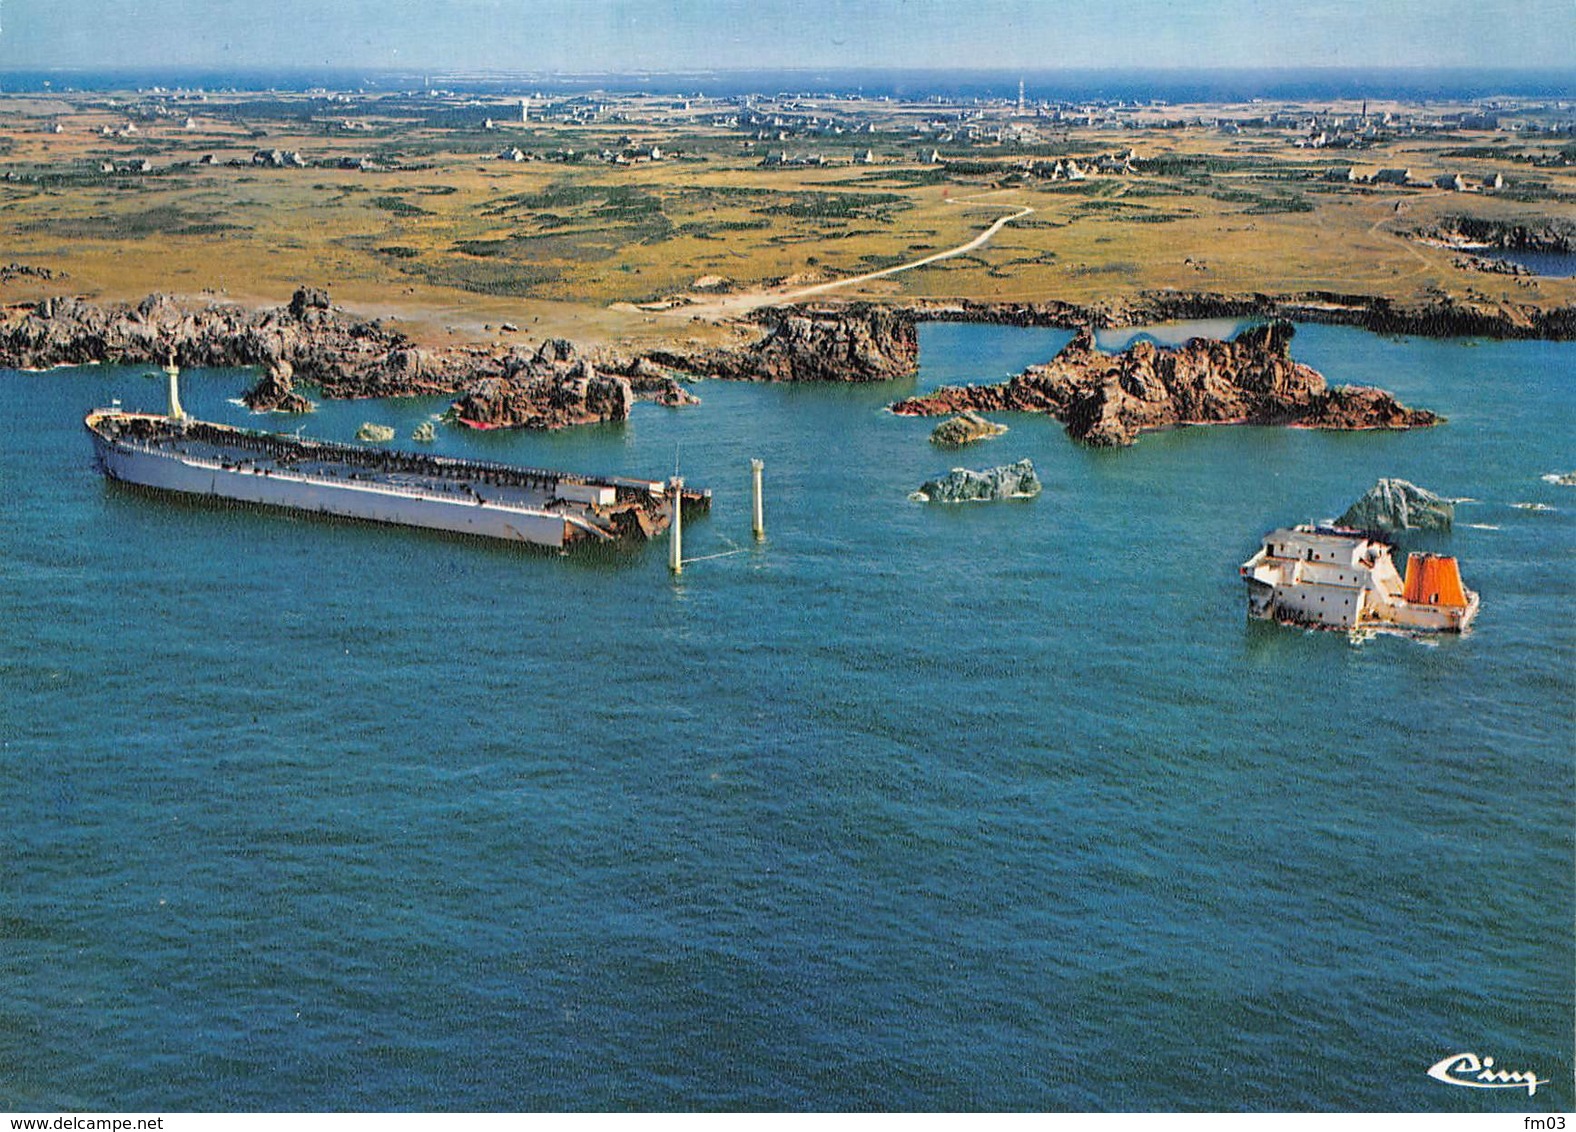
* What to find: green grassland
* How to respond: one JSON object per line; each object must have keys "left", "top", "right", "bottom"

{"left": 0, "top": 89, "right": 1571, "bottom": 350}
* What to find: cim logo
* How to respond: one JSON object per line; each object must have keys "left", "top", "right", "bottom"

{"left": 1427, "top": 1051, "right": 1550, "bottom": 1097}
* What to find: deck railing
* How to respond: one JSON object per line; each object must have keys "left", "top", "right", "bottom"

{"left": 109, "top": 437, "right": 571, "bottom": 513}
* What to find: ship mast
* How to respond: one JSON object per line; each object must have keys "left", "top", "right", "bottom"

{"left": 164, "top": 356, "right": 185, "bottom": 422}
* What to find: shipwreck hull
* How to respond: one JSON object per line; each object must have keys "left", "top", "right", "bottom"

{"left": 86, "top": 411, "right": 694, "bottom": 550}
{"left": 1240, "top": 526, "right": 1479, "bottom": 633}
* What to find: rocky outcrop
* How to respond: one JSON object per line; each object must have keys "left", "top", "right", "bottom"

{"left": 0, "top": 289, "right": 455, "bottom": 398}
{"left": 902, "top": 291, "right": 1576, "bottom": 341}
{"left": 912, "top": 459, "right": 1041, "bottom": 503}
{"left": 449, "top": 343, "right": 633, "bottom": 430}
{"left": 598, "top": 353, "right": 701, "bottom": 408}
{"left": 930, "top": 411, "right": 1008, "bottom": 446}
{"left": 241, "top": 357, "right": 314, "bottom": 413}
{"left": 656, "top": 303, "right": 919, "bottom": 382}
{"left": 1338, "top": 479, "right": 1455, "bottom": 534}
{"left": 288, "top": 286, "right": 333, "bottom": 317}
{"left": 8, "top": 283, "right": 1558, "bottom": 447}
{"left": 890, "top": 322, "right": 1438, "bottom": 447}
{"left": 0, "top": 263, "right": 63, "bottom": 283}
{"left": 1293, "top": 385, "right": 1439, "bottom": 432}
{"left": 1417, "top": 216, "right": 1575, "bottom": 254}
{"left": 0, "top": 289, "right": 695, "bottom": 431}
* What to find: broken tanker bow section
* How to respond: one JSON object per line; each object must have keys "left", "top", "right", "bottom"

{"left": 85, "top": 368, "right": 708, "bottom": 551}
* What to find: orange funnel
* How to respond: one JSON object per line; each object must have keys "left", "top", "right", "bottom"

{"left": 1403, "top": 552, "right": 1469, "bottom": 607}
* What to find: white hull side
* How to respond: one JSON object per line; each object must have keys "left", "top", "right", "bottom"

{"left": 1372, "top": 592, "right": 1481, "bottom": 632}
{"left": 1240, "top": 532, "right": 1479, "bottom": 633}
{"left": 94, "top": 435, "right": 573, "bottom": 548}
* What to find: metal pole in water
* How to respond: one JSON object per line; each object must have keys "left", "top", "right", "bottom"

{"left": 750, "top": 458, "right": 765, "bottom": 541}
{"left": 668, "top": 476, "right": 684, "bottom": 575}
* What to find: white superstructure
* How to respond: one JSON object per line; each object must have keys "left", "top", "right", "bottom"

{"left": 1240, "top": 525, "right": 1479, "bottom": 632}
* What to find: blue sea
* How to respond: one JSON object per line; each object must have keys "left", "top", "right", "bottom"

{"left": 1, "top": 322, "right": 1571, "bottom": 1112}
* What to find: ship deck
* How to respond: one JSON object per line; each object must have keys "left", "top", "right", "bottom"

{"left": 156, "top": 431, "right": 564, "bottom": 510}
{"left": 86, "top": 410, "right": 709, "bottom": 547}
{"left": 94, "top": 413, "right": 660, "bottom": 510}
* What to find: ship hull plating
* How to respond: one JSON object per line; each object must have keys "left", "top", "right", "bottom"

{"left": 94, "top": 433, "right": 574, "bottom": 546}
{"left": 84, "top": 411, "right": 692, "bottom": 550}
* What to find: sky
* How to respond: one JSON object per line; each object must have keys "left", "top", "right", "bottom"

{"left": 1, "top": 0, "right": 1572, "bottom": 73}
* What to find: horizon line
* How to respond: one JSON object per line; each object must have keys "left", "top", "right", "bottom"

{"left": 3, "top": 63, "right": 1575, "bottom": 76}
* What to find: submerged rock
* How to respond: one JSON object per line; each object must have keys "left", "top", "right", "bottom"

{"left": 913, "top": 459, "right": 1041, "bottom": 503}
{"left": 930, "top": 411, "right": 1008, "bottom": 447}
{"left": 1338, "top": 478, "right": 1454, "bottom": 534}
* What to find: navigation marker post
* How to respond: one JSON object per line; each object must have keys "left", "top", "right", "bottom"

{"left": 668, "top": 476, "right": 684, "bottom": 575}
{"left": 750, "top": 458, "right": 765, "bottom": 541}
{"left": 165, "top": 357, "right": 185, "bottom": 422}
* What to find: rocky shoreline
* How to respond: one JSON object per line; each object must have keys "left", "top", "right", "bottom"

{"left": 647, "top": 304, "right": 918, "bottom": 383}
{"left": 890, "top": 321, "right": 1437, "bottom": 448}
{"left": 0, "top": 288, "right": 700, "bottom": 430}
{"left": 0, "top": 285, "right": 1565, "bottom": 434}
{"left": 0, "top": 290, "right": 924, "bottom": 428}
{"left": 1414, "top": 216, "right": 1575, "bottom": 256}
{"left": 898, "top": 289, "right": 1576, "bottom": 340}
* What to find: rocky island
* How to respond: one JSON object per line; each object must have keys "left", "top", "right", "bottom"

{"left": 912, "top": 459, "right": 1042, "bottom": 503}
{"left": 930, "top": 412, "right": 1009, "bottom": 447}
{"left": 889, "top": 322, "right": 1438, "bottom": 448}
{"left": 1337, "top": 478, "right": 1456, "bottom": 534}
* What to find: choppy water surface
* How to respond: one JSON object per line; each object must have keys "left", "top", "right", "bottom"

{"left": 1, "top": 323, "right": 1571, "bottom": 1111}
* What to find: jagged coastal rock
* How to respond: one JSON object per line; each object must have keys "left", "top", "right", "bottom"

{"left": 890, "top": 322, "right": 1438, "bottom": 447}
{"left": 0, "top": 289, "right": 695, "bottom": 431}
{"left": 450, "top": 342, "right": 633, "bottom": 430}
{"left": 1415, "top": 216, "right": 1575, "bottom": 255}
{"left": 0, "top": 290, "right": 453, "bottom": 397}
{"left": 5, "top": 291, "right": 1555, "bottom": 439}
{"left": 653, "top": 304, "right": 919, "bottom": 382}
{"left": 904, "top": 291, "right": 1576, "bottom": 341}
{"left": 242, "top": 357, "right": 314, "bottom": 413}
{"left": 912, "top": 459, "right": 1041, "bottom": 503}
{"left": 1338, "top": 479, "right": 1455, "bottom": 533}
{"left": 600, "top": 354, "right": 701, "bottom": 408}
{"left": 930, "top": 411, "right": 1008, "bottom": 446}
